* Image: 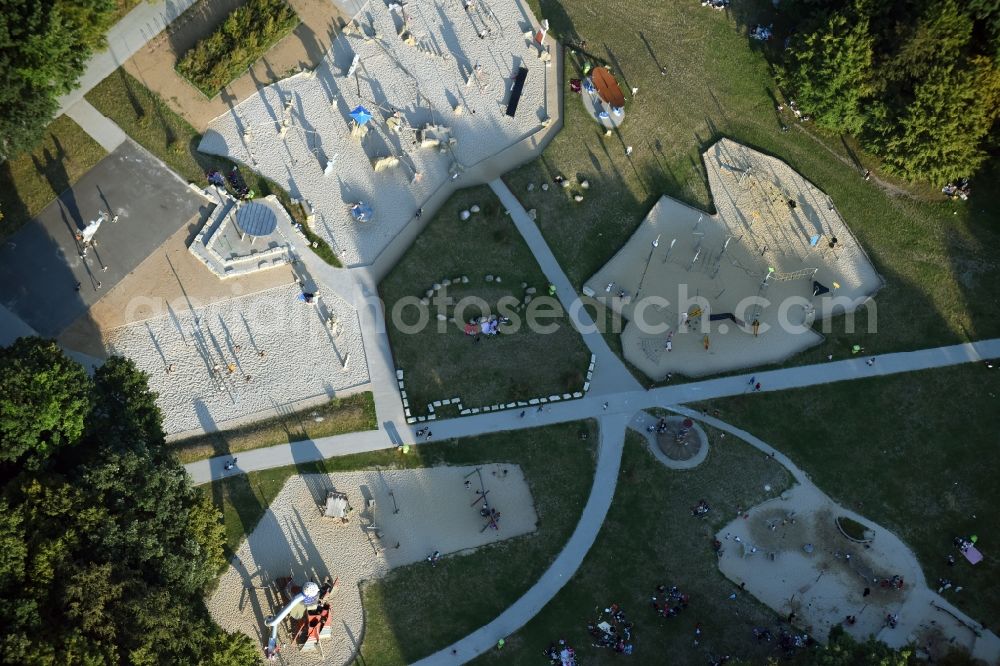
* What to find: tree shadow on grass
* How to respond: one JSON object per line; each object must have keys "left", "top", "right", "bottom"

{"left": 31, "top": 138, "right": 85, "bottom": 232}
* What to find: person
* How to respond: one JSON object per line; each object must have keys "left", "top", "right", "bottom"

{"left": 425, "top": 430, "right": 433, "bottom": 441}
{"left": 626, "top": 146, "right": 633, "bottom": 156}
{"left": 748, "top": 375, "right": 756, "bottom": 386}
{"left": 752, "top": 319, "right": 760, "bottom": 337}
{"left": 846, "top": 615, "right": 856, "bottom": 625}
{"left": 497, "top": 638, "right": 505, "bottom": 650}
{"left": 852, "top": 344, "right": 864, "bottom": 354}
{"left": 863, "top": 169, "right": 871, "bottom": 181}
{"left": 754, "top": 382, "right": 761, "bottom": 392}
{"left": 866, "top": 357, "right": 876, "bottom": 366}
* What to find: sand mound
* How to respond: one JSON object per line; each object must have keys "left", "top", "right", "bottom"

{"left": 207, "top": 465, "right": 537, "bottom": 665}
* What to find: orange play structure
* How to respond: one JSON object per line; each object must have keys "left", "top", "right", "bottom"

{"left": 592, "top": 67, "right": 625, "bottom": 107}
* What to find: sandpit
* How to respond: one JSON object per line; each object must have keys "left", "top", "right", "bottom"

{"left": 207, "top": 465, "right": 538, "bottom": 665}
{"left": 717, "top": 483, "right": 998, "bottom": 662}
{"left": 104, "top": 283, "right": 368, "bottom": 435}
{"left": 584, "top": 138, "right": 883, "bottom": 379}
{"left": 198, "top": 0, "right": 552, "bottom": 267}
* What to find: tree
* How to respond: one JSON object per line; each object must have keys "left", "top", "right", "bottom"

{"left": 781, "top": 8, "right": 874, "bottom": 134}
{"left": 0, "top": 337, "right": 91, "bottom": 469}
{"left": 0, "top": 0, "right": 115, "bottom": 158}
{"left": 779, "top": 0, "right": 1000, "bottom": 183}
{"left": 0, "top": 339, "right": 246, "bottom": 664}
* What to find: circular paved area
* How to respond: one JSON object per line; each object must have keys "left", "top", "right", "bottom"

{"left": 236, "top": 201, "right": 278, "bottom": 237}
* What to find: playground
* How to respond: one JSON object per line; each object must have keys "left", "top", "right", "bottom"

{"left": 103, "top": 283, "right": 368, "bottom": 436}
{"left": 198, "top": 0, "right": 554, "bottom": 267}
{"left": 583, "top": 139, "right": 883, "bottom": 379}
{"left": 716, "top": 483, "right": 998, "bottom": 662}
{"left": 206, "top": 464, "right": 537, "bottom": 665}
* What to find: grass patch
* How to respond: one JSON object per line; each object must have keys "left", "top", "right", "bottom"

{"left": 85, "top": 68, "right": 340, "bottom": 266}
{"left": 170, "top": 392, "right": 375, "bottom": 464}
{"left": 697, "top": 362, "right": 1000, "bottom": 627}
{"left": 379, "top": 185, "right": 591, "bottom": 414}
{"left": 175, "top": 0, "right": 299, "bottom": 97}
{"left": 510, "top": 0, "right": 1000, "bottom": 361}
{"left": 0, "top": 116, "right": 107, "bottom": 240}
{"left": 473, "top": 429, "right": 793, "bottom": 664}
{"left": 836, "top": 516, "right": 870, "bottom": 542}
{"left": 204, "top": 420, "right": 597, "bottom": 662}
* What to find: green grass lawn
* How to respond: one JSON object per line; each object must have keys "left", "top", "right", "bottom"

{"left": 0, "top": 116, "right": 107, "bottom": 240}
{"left": 511, "top": 0, "right": 1000, "bottom": 365}
{"left": 696, "top": 363, "right": 1000, "bottom": 630}
{"left": 473, "top": 429, "right": 794, "bottom": 664}
{"left": 204, "top": 420, "right": 597, "bottom": 663}
{"left": 379, "top": 185, "right": 592, "bottom": 415}
{"left": 84, "top": 68, "right": 341, "bottom": 266}
{"left": 170, "top": 392, "right": 375, "bottom": 463}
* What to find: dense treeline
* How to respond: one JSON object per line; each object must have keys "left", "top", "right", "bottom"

{"left": 778, "top": 0, "right": 1000, "bottom": 183}
{"left": 0, "top": 338, "right": 259, "bottom": 665}
{"left": 0, "top": 0, "right": 116, "bottom": 159}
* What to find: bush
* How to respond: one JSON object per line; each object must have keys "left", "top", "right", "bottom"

{"left": 175, "top": 0, "right": 299, "bottom": 96}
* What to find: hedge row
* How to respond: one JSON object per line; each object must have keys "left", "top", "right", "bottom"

{"left": 175, "top": 0, "right": 299, "bottom": 96}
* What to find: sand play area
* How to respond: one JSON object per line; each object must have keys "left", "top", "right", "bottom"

{"left": 584, "top": 139, "right": 883, "bottom": 379}
{"left": 199, "top": 0, "right": 552, "bottom": 267}
{"left": 207, "top": 465, "right": 538, "bottom": 665}
{"left": 717, "top": 483, "right": 1000, "bottom": 662}
{"left": 104, "top": 283, "right": 368, "bottom": 436}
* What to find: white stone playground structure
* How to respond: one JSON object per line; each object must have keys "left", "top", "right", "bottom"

{"left": 199, "top": 0, "right": 554, "bottom": 267}
{"left": 584, "top": 139, "right": 883, "bottom": 379}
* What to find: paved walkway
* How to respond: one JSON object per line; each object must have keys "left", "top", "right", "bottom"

{"left": 58, "top": 0, "right": 200, "bottom": 114}
{"left": 412, "top": 413, "right": 628, "bottom": 665}
{"left": 185, "top": 337, "right": 1000, "bottom": 480}
{"left": 63, "top": 100, "right": 128, "bottom": 152}
{"left": 490, "top": 178, "right": 642, "bottom": 396}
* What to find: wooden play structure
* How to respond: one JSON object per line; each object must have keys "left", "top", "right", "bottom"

{"left": 264, "top": 576, "right": 338, "bottom": 660}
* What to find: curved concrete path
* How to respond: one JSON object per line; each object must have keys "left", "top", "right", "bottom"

{"left": 412, "top": 413, "right": 628, "bottom": 665}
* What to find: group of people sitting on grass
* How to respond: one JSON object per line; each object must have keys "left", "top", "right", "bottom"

{"left": 543, "top": 639, "right": 577, "bottom": 665}
{"left": 942, "top": 178, "right": 971, "bottom": 200}
{"left": 691, "top": 499, "right": 711, "bottom": 518}
{"left": 650, "top": 584, "right": 690, "bottom": 619}
{"left": 464, "top": 314, "right": 511, "bottom": 340}
{"left": 587, "top": 603, "right": 634, "bottom": 654}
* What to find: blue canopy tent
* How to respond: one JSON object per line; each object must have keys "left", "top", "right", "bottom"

{"left": 350, "top": 201, "right": 374, "bottom": 223}
{"left": 349, "top": 105, "right": 373, "bottom": 126}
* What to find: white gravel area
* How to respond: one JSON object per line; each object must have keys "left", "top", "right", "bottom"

{"left": 586, "top": 138, "right": 883, "bottom": 378}
{"left": 207, "top": 465, "right": 538, "bottom": 665}
{"left": 199, "top": 0, "right": 550, "bottom": 267}
{"left": 104, "top": 283, "right": 368, "bottom": 435}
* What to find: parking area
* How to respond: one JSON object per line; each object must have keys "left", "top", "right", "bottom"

{"left": 0, "top": 140, "right": 210, "bottom": 336}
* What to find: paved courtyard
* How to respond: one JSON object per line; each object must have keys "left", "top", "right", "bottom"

{"left": 0, "top": 141, "right": 208, "bottom": 336}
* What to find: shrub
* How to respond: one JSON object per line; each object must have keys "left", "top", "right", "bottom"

{"left": 175, "top": 0, "right": 299, "bottom": 96}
